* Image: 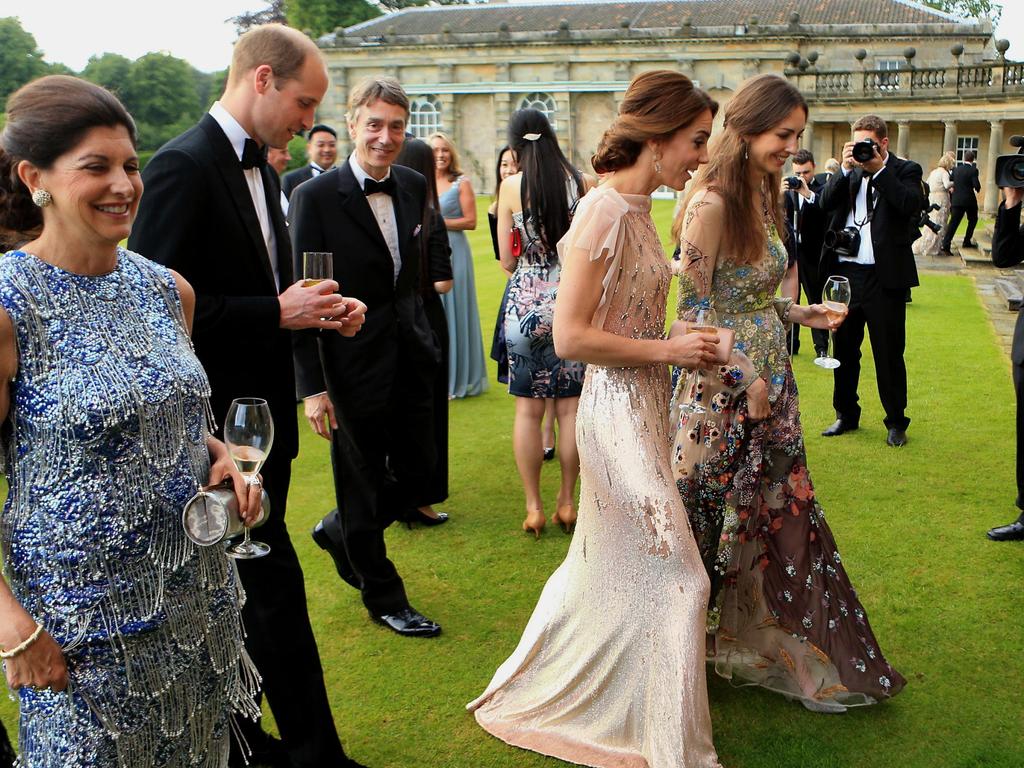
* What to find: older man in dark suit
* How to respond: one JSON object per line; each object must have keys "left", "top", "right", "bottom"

{"left": 942, "top": 150, "right": 982, "bottom": 254}
{"left": 129, "top": 24, "right": 368, "bottom": 768}
{"left": 290, "top": 76, "right": 442, "bottom": 638}
{"left": 819, "top": 114, "right": 925, "bottom": 447}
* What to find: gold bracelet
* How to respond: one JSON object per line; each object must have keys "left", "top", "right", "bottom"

{"left": 0, "top": 623, "right": 44, "bottom": 659}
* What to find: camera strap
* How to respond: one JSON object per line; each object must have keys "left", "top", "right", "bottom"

{"left": 850, "top": 171, "right": 876, "bottom": 228}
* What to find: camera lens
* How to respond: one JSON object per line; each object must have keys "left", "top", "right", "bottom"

{"left": 1012, "top": 158, "right": 1024, "bottom": 183}
{"left": 785, "top": 176, "right": 802, "bottom": 190}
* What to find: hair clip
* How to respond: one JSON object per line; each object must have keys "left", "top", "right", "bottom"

{"left": 522, "top": 133, "right": 542, "bottom": 141}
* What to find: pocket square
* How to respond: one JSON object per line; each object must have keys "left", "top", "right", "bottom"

{"left": 413, "top": 224, "right": 422, "bottom": 237}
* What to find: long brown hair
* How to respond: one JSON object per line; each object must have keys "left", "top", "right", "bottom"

{"left": 592, "top": 70, "right": 717, "bottom": 174}
{"left": 678, "top": 74, "right": 807, "bottom": 265}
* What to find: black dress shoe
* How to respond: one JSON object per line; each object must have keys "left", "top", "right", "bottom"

{"left": 370, "top": 607, "right": 441, "bottom": 637}
{"left": 403, "top": 508, "right": 450, "bottom": 528}
{"left": 987, "top": 520, "right": 1024, "bottom": 541}
{"left": 822, "top": 419, "right": 858, "bottom": 437}
{"left": 963, "top": 240, "right": 979, "bottom": 248}
{"left": 230, "top": 734, "right": 290, "bottom": 768}
{"left": 312, "top": 520, "right": 362, "bottom": 590}
{"left": 543, "top": 447, "right": 555, "bottom": 461}
{"left": 940, "top": 248, "right": 954, "bottom": 256}
{"left": 886, "top": 428, "right": 908, "bottom": 447}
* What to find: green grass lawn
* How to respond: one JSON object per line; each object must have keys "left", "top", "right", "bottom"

{"left": 3, "top": 199, "right": 1023, "bottom": 767}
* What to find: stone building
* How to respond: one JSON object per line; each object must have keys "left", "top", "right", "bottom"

{"left": 315, "top": 0, "right": 1024, "bottom": 213}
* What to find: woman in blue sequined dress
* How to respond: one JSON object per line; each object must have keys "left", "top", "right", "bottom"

{"left": 0, "top": 76, "right": 258, "bottom": 767}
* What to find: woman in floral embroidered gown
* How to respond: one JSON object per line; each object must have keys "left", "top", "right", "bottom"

{"left": 671, "top": 74, "right": 906, "bottom": 712}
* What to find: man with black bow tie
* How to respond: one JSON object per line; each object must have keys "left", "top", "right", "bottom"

{"left": 129, "top": 24, "right": 369, "bottom": 768}
{"left": 290, "top": 76, "right": 442, "bottom": 638}
{"left": 282, "top": 123, "right": 338, "bottom": 199}
{"left": 819, "top": 114, "right": 924, "bottom": 448}
{"left": 783, "top": 148, "right": 827, "bottom": 357}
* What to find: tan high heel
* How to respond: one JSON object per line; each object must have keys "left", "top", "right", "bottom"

{"left": 552, "top": 504, "right": 577, "bottom": 533}
{"left": 522, "top": 508, "right": 546, "bottom": 539}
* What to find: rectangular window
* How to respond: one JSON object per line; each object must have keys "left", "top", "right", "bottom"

{"left": 956, "top": 136, "right": 980, "bottom": 165}
{"left": 877, "top": 59, "right": 902, "bottom": 91}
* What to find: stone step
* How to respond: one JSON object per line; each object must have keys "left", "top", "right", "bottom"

{"left": 994, "top": 277, "right": 1023, "bottom": 311}
{"left": 960, "top": 245, "right": 989, "bottom": 266}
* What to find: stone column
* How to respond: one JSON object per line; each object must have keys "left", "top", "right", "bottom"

{"left": 943, "top": 120, "right": 957, "bottom": 155}
{"left": 896, "top": 120, "right": 910, "bottom": 160}
{"left": 802, "top": 121, "right": 815, "bottom": 156}
{"left": 554, "top": 90, "right": 572, "bottom": 159}
{"left": 984, "top": 119, "right": 1004, "bottom": 215}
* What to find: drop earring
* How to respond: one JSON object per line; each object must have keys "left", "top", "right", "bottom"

{"left": 653, "top": 153, "right": 662, "bottom": 175}
{"left": 31, "top": 189, "right": 53, "bottom": 208}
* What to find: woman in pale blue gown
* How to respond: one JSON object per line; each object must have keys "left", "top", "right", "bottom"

{"left": 431, "top": 133, "right": 488, "bottom": 398}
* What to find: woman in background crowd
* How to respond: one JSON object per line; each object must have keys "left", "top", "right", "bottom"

{"left": 431, "top": 132, "right": 488, "bottom": 399}
{"left": 914, "top": 150, "right": 955, "bottom": 258}
{"left": 396, "top": 138, "right": 453, "bottom": 526}
{"left": 671, "top": 73, "right": 905, "bottom": 712}
{"left": 0, "top": 75, "right": 257, "bottom": 766}
{"left": 495, "top": 109, "right": 591, "bottom": 537}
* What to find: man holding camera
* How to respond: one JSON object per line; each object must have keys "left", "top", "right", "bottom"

{"left": 941, "top": 150, "right": 981, "bottom": 255}
{"left": 988, "top": 182, "right": 1024, "bottom": 540}
{"left": 819, "top": 115, "right": 924, "bottom": 447}
{"left": 783, "top": 149, "right": 828, "bottom": 357}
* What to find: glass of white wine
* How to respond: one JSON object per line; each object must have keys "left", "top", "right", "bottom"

{"left": 813, "top": 275, "right": 851, "bottom": 370}
{"left": 678, "top": 304, "right": 719, "bottom": 416}
{"left": 223, "top": 397, "right": 274, "bottom": 559}
{"left": 303, "top": 252, "right": 333, "bottom": 288}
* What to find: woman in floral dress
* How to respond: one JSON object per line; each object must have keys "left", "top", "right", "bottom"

{"left": 671, "top": 74, "right": 906, "bottom": 712}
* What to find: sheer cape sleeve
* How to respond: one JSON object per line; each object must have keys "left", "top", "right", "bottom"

{"left": 556, "top": 186, "right": 631, "bottom": 329}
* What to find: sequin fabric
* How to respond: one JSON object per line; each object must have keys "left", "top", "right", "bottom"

{"left": 671, "top": 195, "right": 906, "bottom": 709}
{"left": 469, "top": 188, "right": 722, "bottom": 768}
{"left": 0, "top": 249, "right": 258, "bottom": 767}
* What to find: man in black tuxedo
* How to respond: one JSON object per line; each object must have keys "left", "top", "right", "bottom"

{"left": 942, "top": 150, "right": 982, "bottom": 254}
{"left": 819, "top": 114, "right": 924, "bottom": 447}
{"left": 282, "top": 123, "right": 337, "bottom": 199}
{"left": 988, "top": 184, "right": 1024, "bottom": 541}
{"left": 783, "top": 148, "right": 828, "bottom": 357}
{"left": 128, "top": 24, "right": 368, "bottom": 768}
{"left": 290, "top": 76, "right": 442, "bottom": 638}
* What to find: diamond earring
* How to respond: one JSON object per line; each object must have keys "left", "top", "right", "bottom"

{"left": 31, "top": 189, "right": 53, "bottom": 208}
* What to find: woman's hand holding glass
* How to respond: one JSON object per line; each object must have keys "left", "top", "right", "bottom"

{"left": 207, "top": 437, "right": 261, "bottom": 526}
{"left": 666, "top": 321, "right": 719, "bottom": 369}
{"left": 813, "top": 275, "right": 851, "bottom": 370}
{"left": 223, "top": 398, "right": 274, "bottom": 559}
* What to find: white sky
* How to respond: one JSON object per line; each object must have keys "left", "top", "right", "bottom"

{"left": 5, "top": 0, "right": 1024, "bottom": 73}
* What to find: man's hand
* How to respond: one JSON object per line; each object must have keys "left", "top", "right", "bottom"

{"left": 304, "top": 393, "right": 337, "bottom": 440}
{"left": 279, "top": 280, "right": 349, "bottom": 331}
{"left": 337, "top": 297, "right": 367, "bottom": 337}
{"left": 841, "top": 141, "right": 858, "bottom": 172}
{"left": 1003, "top": 187, "right": 1024, "bottom": 210}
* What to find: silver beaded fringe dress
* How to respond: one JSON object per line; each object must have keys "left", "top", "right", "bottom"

{"left": 468, "top": 188, "right": 722, "bottom": 768}
{"left": 0, "top": 249, "right": 258, "bottom": 768}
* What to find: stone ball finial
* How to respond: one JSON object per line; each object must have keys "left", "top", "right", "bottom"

{"left": 785, "top": 51, "right": 801, "bottom": 66}
{"left": 789, "top": 11, "right": 800, "bottom": 24}
{"left": 951, "top": 43, "right": 965, "bottom": 57}
{"left": 441, "top": 23, "right": 451, "bottom": 33}
{"left": 682, "top": 14, "right": 692, "bottom": 27}
{"left": 559, "top": 18, "right": 569, "bottom": 30}
{"left": 807, "top": 50, "right": 819, "bottom": 63}
{"left": 903, "top": 46, "right": 917, "bottom": 60}
{"left": 334, "top": 26, "right": 345, "bottom": 36}
{"left": 620, "top": 17, "right": 631, "bottom": 28}
{"left": 996, "top": 38, "right": 1011, "bottom": 54}
{"left": 499, "top": 20, "right": 510, "bottom": 32}
{"left": 798, "top": 58, "right": 810, "bottom": 71}
{"left": 854, "top": 48, "right": 868, "bottom": 62}
{"left": 748, "top": 16, "right": 759, "bottom": 26}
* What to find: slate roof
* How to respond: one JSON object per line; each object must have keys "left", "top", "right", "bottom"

{"left": 341, "top": 0, "right": 964, "bottom": 38}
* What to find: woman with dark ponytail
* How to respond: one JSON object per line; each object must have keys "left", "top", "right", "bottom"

{"left": 497, "top": 109, "right": 591, "bottom": 537}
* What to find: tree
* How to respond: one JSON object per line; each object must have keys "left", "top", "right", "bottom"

{"left": 922, "top": 1, "right": 1002, "bottom": 25}
{"left": 82, "top": 53, "right": 134, "bottom": 101}
{"left": 121, "top": 53, "right": 207, "bottom": 151}
{"left": 285, "top": 0, "right": 380, "bottom": 38}
{"left": 229, "top": 0, "right": 288, "bottom": 35}
{"left": 0, "top": 17, "right": 49, "bottom": 102}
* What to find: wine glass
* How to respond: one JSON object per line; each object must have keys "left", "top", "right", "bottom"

{"left": 813, "top": 275, "right": 851, "bottom": 370}
{"left": 303, "top": 252, "right": 333, "bottom": 287}
{"left": 223, "top": 397, "right": 274, "bottom": 559}
{"left": 678, "top": 304, "right": 719, "bottom": 416}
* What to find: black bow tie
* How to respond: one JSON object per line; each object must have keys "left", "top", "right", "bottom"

{"left": 363, "top": 176, "right": 396, "bottom": 196}
{"left": 241, "top": 138, "right": 267, "bottom": 170}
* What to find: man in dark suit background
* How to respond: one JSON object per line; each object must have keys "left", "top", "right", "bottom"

{"left": 942, "top": 149, "right": 982, "bottom": 254}
{"left": 282, "top": 123, "right": 337, "bottom": 199}
{"left": 783, "top": 148, "right": 828, "bottom": 357}
{"left": 819, "top": 114, "right": 924, "bottom": 448}
{"left": 129, "top": 24, "right": 368, "bottom": 768}
{"left": 988, "top": 183, "right": 1024, "bottom": 541}
{"left": 290, "top": 76, "right": 442, "bottom": 639}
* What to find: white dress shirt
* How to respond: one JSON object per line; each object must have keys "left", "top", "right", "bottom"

{"left": 208, "top": 101, "right": 280, "bottom": 289}
{"left": 348, "top": 154, "right": 401, "bottom": 283}
{"left": 839, "top": 163, "right": 888, "bottom": 265}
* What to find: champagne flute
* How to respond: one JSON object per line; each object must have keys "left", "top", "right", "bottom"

{"left": 223, "top": 397, "right": 274, "bottom": 559}
{"left": 813, "top": 275, "right": 851, "bottom": 370}
{"left": 303, "top": 251, "right": 333, "bottom": 287}
{"left": 678, "top": 304, "right": 719, "bottom": 416}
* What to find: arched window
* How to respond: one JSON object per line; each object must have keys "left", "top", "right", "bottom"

{"left": 518, "top": 92, "right": 556, "bottom": 123}
{"left": 409, "top": 95, "right": 442, "bottom": 138}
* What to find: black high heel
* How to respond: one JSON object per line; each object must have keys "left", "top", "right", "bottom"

{"left": 404, "top": 508, "right": 450, "bottom": 528}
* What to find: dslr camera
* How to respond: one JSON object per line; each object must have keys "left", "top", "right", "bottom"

{"left": 824, "top": 226, "right": 861, "bottom": 258}
{"left": 996, "top": 135, "right": 1024, "bottom": 189}
{"left": 784, "top": 176, "right": 803, "bottom": 190}
{"left": 918, "top": 203, "right": 942, "bottom": 235}
{"left": 852, "top": 138, "right": 878, "bottom": 164}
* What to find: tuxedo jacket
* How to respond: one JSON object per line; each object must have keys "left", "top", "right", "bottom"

{"left": 819, "top": 153, "right": 925, "bottom": 292}
{"left": 783, "top": 177, "right": 826, "bottom": 275}
{"left": 288, "top": 162, "right": 439, "bottom": 414}
{"left": 128, "top": 113, "right": 298, "bottom": 458}
{"left": 282, "top": 164, "right": 317, "bottom": 200}
{"left": 992, "top": 201, "right": 1024, "bottom": 365}
{"left": 951, "top": 163, "right": 981, "bottom": 208}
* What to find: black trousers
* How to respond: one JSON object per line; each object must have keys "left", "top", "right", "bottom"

{"left": 1014, "top": 362, "right": 1024, "bottom": 513}
{"left": 232, "top": 452, "right": 348, "bottom": 768}
{"left": 831, "top": 262, "right": 910, "bottom": 430}
{"left": 943, "top": 204, "right": 979, "bottom": 250}
{"left": 787, "top": 270, "right": 830, "bottom": 355}
{"left": 321, "top": 380, "right": 436, "bottom": 615}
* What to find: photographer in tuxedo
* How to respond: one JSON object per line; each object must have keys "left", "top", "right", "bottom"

{"left": 819, "top": 114, "right": 924, "bottom": 447}
{"left": 290, "top": 76, "right": 443, "bottom": 638}
{"left": 783, "top": 148, "right": 827, "bottom": 357}
{"left": 129, "top": 24, "right": 369, "bottom": 768}
{"left": 988, "top": 183, "right": 1024, "bottom": 541}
